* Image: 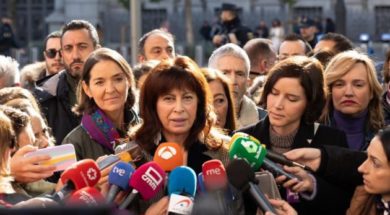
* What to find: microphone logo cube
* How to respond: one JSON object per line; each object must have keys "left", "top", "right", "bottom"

{"left": 142, "top": 167, "right": 163, "bottom": 190}
{"left": 168, "top": 194, "right": 193, "bottom": 215}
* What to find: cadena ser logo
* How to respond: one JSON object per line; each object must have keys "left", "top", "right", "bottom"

{"left": 157, "top": 146, "right": 177, "bottom": 160}
{"left": 168, "top": 194, "right": 193, "bottom": 214}
{"left": 141, "top": 167, "right": 163, "bottom": 190}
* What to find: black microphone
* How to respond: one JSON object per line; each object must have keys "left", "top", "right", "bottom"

{"left": 266, "top": 150, "right": 314, "bottom": 172}
{"left": 226, "top": 159, "right": 276, "bottom": 214}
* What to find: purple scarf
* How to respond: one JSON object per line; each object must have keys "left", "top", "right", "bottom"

{"left": 81, "top": 109, "right": 120, "bottom": 152}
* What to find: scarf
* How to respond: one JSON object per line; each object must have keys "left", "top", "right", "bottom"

{"left": 81, "top": 108, "right": 120, "bottom": 152}
{"left": 376, "top": 196, "right": 390, "bottom": 214}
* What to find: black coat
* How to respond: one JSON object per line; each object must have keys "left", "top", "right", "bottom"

{"left": 236, "top": 116, "right": 352, "bottom": 215}
{"left": 34, "top": 71, "right": 80, "bottom": 145}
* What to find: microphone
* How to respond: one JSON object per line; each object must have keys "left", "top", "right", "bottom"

{"left": 153, "top": 142, "right": 184, "bottom": 172}
{"left": 266, "top": 150, "right": 314, "bottom": 172}
{"left": 226, "top": 159, "right": 276, "bottom": 214}
{"left": 106, "top": 161, "right": 135, "bottom": 203}
{"left": 97, "top": 142, "right": 144, "bottom": 170}
{"left": 202, "top": 159, "right": 228, "bottom": 191}
{"left": 52, "top": 159, "right": 101, "bottom": 201}
{"left": 202, "top": 159, "right": 231, "bottom": 214}
{"left": 197, "top": 173, "right": 206, "bottom": 193}
{"left": 167, "top": 166, "right": 197, "bottom": 215}
{"left": 118, "top": 161, "right": 166, "bottom": 209}
{"left": 229, "top": 132, "right": 298, "bottom": 181}
{"left": 115, "top": 140, "right": 147, "bottom": 167}
{"left": 66, "top": 187, "right": 105, "bottom": 206}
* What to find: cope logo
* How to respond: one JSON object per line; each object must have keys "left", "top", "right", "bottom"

{"left": 157, "top": 146, "right": 177, "bottom": 160}
{"left": 168, "top": 194, "right": 193, "bottom": 214}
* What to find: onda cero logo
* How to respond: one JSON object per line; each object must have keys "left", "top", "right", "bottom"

{"left": 157, "top": 146, "right": 177, "bottom": 160}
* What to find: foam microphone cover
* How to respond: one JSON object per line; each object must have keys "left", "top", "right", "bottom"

{"left": 60, "top": 159, "right": 101, "bottom": 190}
{"left": 129, "top": 161, "right": 166, "bottom": 200}
{"left": 66, "top": 187, "right": 105, "bottom": 206}
{"left": 153, "top": 142, "right": 184, "bottom": 172}
{"left": 109, "top": 161, "right": 134, "bottom": 190}
{"left": 229, "top": 132, "right": 267, "bottom": 170}
{"left": 106, "top": 161, "right": 135, "bottom": 202}
{"left": 168, "top": 166, "right": 197, "bottom": 197}
{"left": 226, "top": 159, "right": 256, "bottom": 191}
{"left": 202, "top": 159, "right": 227, "bottom": 191}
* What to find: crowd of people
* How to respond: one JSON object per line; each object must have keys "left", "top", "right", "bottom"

{"left": 0, "top": 2, "right": 389, "bottom": 215}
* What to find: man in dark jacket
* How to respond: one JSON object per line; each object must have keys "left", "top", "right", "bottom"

{"left": 34, "top": 20, "right": 100, "bottom": 145}
{"left": 212, "top": 3, "right": 253, "bottom": 47}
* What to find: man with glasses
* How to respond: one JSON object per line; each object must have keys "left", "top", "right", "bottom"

{"left": 34, "top": 20, "right": 100, "bottom": 145}
{"left": 43, "top": 31, "right": 64, "bottom": 76}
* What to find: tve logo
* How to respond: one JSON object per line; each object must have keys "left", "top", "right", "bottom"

{"left": 168, "top": 194, "right": 193, "bottom": 215}
{"left": 141, "top": 167, "right": 163, "bottom": 190}
{"left": 112, "top": 166, "right": 126, "bottom": 176}
{"left": 157, "top": 146, "right": 177, "bottom": 160}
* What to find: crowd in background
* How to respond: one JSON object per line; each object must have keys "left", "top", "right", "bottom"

{"left": 0, "top": 2, "right": 390, "bottom": 215}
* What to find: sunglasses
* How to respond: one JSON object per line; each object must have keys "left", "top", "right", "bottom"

{"left": 45, "top": 49, "right": 61, "bottom": 59}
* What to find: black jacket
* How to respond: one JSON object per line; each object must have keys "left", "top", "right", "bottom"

{"left": 236, "top": 116, "right": 351, "bottom": 215}
{"left": 33, "top": 71, "right": 80, "bottom": 145}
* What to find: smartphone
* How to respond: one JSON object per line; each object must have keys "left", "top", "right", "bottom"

{"left": 25, "top": 144, "right": 77, "bottom": 172}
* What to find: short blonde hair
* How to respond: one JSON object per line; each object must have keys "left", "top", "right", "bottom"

{"left": 321, "top": 50, "right": 384, "bottom": 132}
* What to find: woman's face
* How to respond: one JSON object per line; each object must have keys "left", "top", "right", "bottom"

{"left": 358, "top": 136, "right": 390, "bottom": 200}
{"left": 331, "top": 63, "right": 372, "bottom": 117}
{"left": 266, "top": 77, "right": 307, "bottom": 134}
{"left": 30, "top": 114, "right": 50, "bottom": 148}
{"left": 157, "top": 88, "right": 198, "bottom": 140}
{"left": 209, "top": 80, "right": 228, "bottom": 128}
{"left": 17, "top": 123, "right": 36, "bottom": 148}
{"left": 83, "top": 60, "right": 129, "bottom": 117}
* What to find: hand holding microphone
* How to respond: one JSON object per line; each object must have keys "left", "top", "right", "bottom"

{"left": 52, "top": 159, "right": 101, "bottom": 202}
{"left": 226, "top": 159, "right": 276, "bottom": 214}
{"left": 105, "top": 161, "right": 134, "bottom": 203}
{"left": 276, "top": 166, "right": 315, "bottom": 194}
{"left": 118, "top": 161, "right": 166, "bottom": 209}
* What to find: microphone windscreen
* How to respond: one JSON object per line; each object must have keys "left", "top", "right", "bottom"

{"left": 66, "top": 187, "right": 105, "bottom": 206}
{"left": 197, "top": 173, "right": 206, "bottom": 193}
{"left": 226, "top": 159, "right": 255, "bottom": 191}
{"left": 229, "top": 132, "right": 267, "bottom": 170}
{"left": 129, "top": 161, "right": 166, "bottom": 200}
{"left": 168, "top": 166, "right": 197, "bottom": 197}
{"left": 202, "top": 159, "right": 227, "bottom": 191}
{"left": 115, "top": 141, "right": 144, "bottom": 162}
{"left": 153, "top": 142, "right": 184, "bottom": 172}
{"left": 108, "top": 161, "right": 135, "bottom": 190}
{"left": 60, "top": 159, "right": 101, "bottom": 190}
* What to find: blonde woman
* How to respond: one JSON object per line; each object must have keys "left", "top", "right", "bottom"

{"left": 320, "top": 50, "right": 384, "bottom": 151}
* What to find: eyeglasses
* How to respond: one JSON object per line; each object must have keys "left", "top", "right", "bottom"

{"left": 249, "top": 71, "right": 261, "bottom": 79}
{"left": 45, "top": 49, "right": 61, "bottom": 59}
